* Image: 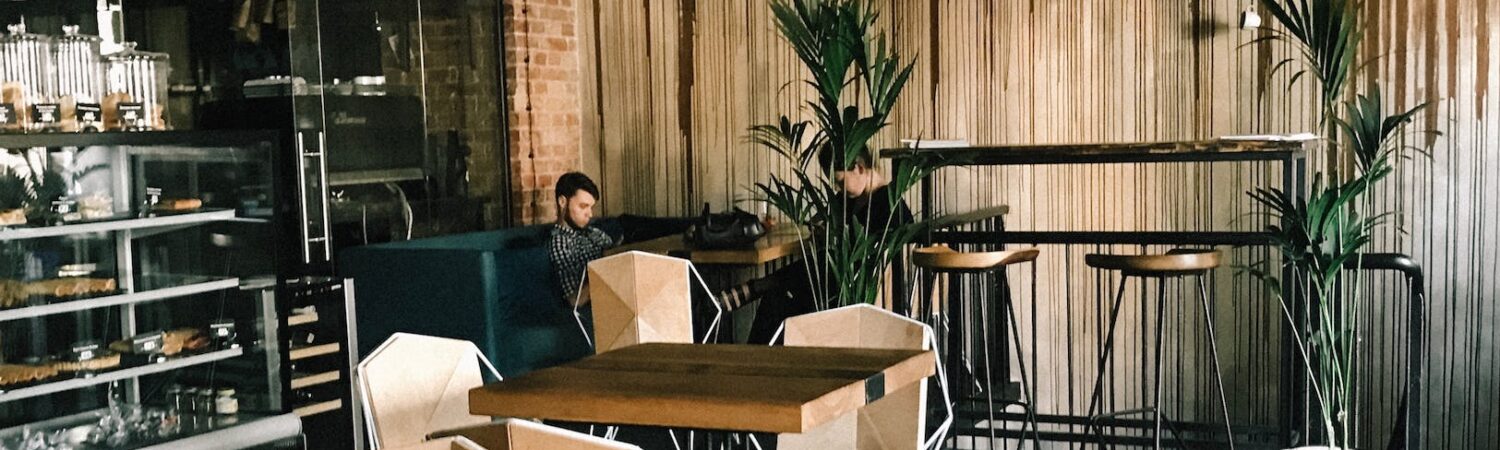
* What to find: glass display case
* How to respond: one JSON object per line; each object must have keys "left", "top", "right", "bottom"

{"left": 0, "top": 130, "right": 301, "bottom": 449}
{"left": 191, "top": 0, "right": 509, "bottom": 269}
{"left": 0, "top": 2, "right": 507, "bottom": 447}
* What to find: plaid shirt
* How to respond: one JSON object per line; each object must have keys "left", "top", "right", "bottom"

{"left": 549, "top": 223, "right": 614, "bottom": 301}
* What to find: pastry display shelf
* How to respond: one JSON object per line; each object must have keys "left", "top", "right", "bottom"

{"left": 138, "top": 412, "right": 302, "bottom": 450}
{"left": 0, "top": 408, "right": 302, "bottom": 450}
{"left": 0, "top": 209, "right": 236, "bottom": 241}
{"left": 0, "top": 276, "right": 240, "bottom": 323}
{"left": 0, "top": 130, "right": 279, "bottom": 150}
{"left": 0, "top": 347, "right": 245, "bottom": 403}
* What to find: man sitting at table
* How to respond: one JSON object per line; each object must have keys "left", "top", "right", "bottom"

{"left": 549, "top": 172, "right": 615, "bottom": 307}
{"left": 725, "top": 146, "right": 913, "bottom": 343}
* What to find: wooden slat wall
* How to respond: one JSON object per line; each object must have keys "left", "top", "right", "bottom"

{"left": 577, "top": 1, "right": 1499, "bottom": 447}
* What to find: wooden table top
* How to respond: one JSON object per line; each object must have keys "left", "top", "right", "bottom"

{"left": 880, "top": 136, "right": 1314, "bottom": 165}
{"left": 606, "top": 228, "right": 805, "bottom": 266}
{"left": 468, "top": 343, "right": 935, "bottom": 433}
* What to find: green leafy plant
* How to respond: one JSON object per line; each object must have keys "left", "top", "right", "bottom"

{"left": 1247, "top": 1, "right": 1433, "bottom": 448}
{"left": 0, "top": 166, "right": 26, "bottom": 211}
{"left": 0, "top": 163, "right": 69, "bottom": 224}
{"left": 1251, "top": 0, "right": 1363, "bottom": 124}
{"left": 750, "top": 0, "right": 936, "bottom": 310}
{"left": 1335, "top": 87, "right": 1430, "bottom": 173}
{"left": 28, "top": 169, "right": 67, "bottom": 223}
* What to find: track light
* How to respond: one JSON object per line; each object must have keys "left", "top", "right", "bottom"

{"left": 1240, "top": 4, "right": 1262, "bottom": 29}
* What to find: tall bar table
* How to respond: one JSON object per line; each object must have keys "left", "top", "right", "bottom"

{"left": 882, "top": 136, "right": 1310, "bottom": 448}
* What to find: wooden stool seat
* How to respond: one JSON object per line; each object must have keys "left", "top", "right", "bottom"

{"left": 1084, "top": 249, "right": 1220, "bottom": 275}
{"left": 912, "top": 245, "right": 1040, "bottom": 272}
{"left": 1082, "top": 247, "right": 1234, "bottom": 449}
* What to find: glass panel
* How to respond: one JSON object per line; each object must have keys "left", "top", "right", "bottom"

{"left": 2, "top": 0, "right": 511, "bottom": 246}
{"left": 301, "top": 151, "right": 328, "bottom": 264}
{"left": 0, "top": 137, "right": 281, "bottom": 432}
{"left": 413, "top": 0, "right": 507, "bottom": 230}
{"left": 132, "top": 144, "right": 281, "bottom": 276}
{"left": 309, "top": 0, "right": 508, "bottom": 250}
{"left": 1, "top": 234, "right": 121, "bottom": 309}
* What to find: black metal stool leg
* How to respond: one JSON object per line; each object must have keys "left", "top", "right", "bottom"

{"left": 1084, "top": 278, "right": 1131, "bottom": 450}
{"left": 1090, "top": 276, "right": 1189, "bottom": 450}
{"left": 1152, "top": 277, "right": 1168, "bottom": 450}
{"left": 946, "top": 272, "right": 965, "bottom": 407}
{"left": 979, "top": 271, "right": 999, "bottom": 448}
{"left": 1002, "top": 274, "right": 1042, "bottom": 448}
{"left": 1198, "top": 276, "right": 1236, "bottom": 450}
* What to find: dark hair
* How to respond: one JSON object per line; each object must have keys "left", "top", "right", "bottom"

{"left": 555, "top": 172, "right": 600, "bottom": 200}
{"left": 817, "top": 144, "right": 874, "bottom": 172}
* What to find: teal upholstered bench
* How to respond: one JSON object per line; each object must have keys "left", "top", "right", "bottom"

{"left": 339, "top": 223, "right": 616, "bottom": 377}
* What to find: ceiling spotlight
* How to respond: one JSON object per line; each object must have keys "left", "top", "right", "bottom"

{"left": 1240, "top": 4, "right": 1262, "bottom": 29}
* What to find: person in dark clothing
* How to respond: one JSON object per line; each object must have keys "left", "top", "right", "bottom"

{"left": 731, "top": 146, "right": 913, "bottom": 343}
{"left": 548, "top": 172, "right": 615, "bottom": 307}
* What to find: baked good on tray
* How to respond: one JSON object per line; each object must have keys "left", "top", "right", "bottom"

{"left": 163, "top": 328, "right": 209, "bottom": 355}
{"left": 0, "top": 364, "right": 59, "bottom": 386}
{"left": 0, "top": 280, "right": 24, "bottom": 308}
{"left": 48, "top": 353, "right": 123, "bottom": 372}
{"left": 152, "top": 198, "right": 203, "bottom": 212}
{"left": 1, "top": 278, "right": 119, "bottom": 309}
{"left": 26, "top": 278, "right": 117, "bottom": 298}
{"left": 109, "top": 328, "right": 207, "bottom": 356}
{"left": 0, "top": 208, "right": 24, "bottom": 226}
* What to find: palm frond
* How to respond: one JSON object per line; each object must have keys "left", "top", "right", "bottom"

{"left": 752, "top": 0, "right": 933, "bottom": 308}
{"left": 0, "top": 166, "right": 27, "bottom": 211}
{"left": 1258, "top": 0, "right": 1363, "bottom": 121}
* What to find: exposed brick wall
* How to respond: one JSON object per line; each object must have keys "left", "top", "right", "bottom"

{"left": 406, "top": 6, "right": 508, "bottom": 230}
{"left": 503, "top": 0, "right": 582, "bottom": 224}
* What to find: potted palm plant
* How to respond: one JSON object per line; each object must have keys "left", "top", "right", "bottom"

{"left": 0, "top": 166, "right": 26, "bottom": 226}
{"left": 749, "top": 0, "right": 938, "bottom": 310}
{"left": 1246, "top": 1, "right": 1434, "bottom": 448}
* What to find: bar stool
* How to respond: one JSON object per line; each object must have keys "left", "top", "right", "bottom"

{"left": 912, "top": 245, "right": 1041, "bottom": 446}
{"left": 1082, "top": 249, "right": 1233, "bottom": 450}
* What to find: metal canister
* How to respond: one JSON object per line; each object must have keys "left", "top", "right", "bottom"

{"left": 103, "top": 41, "right": 169, "bottom": 131}
{"left": 52, "top": 25, "right": 104, "bottom": 132}
{"left": 0, "top": 23, "right": 56, "bottom": 132}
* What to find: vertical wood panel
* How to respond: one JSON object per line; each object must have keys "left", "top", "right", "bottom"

{"left": 577, "top": 1, "right": 1500, "bottom": 446}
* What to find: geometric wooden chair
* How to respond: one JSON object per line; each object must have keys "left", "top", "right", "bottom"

{"left": 356, "top": 333, "right": 638, "bottom": 450}
{"left": 577, "top": 251, "right": 725, "bottom": 447}
{"left": 582, "top": 251, "right": 723, "bottom": 352}
{"left": 774, "top": 304, "right": 951, "bottom": 450}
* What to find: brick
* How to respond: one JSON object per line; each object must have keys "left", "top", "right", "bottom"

{"left": 502, "top": 0, "right": 581, "bottom": 224}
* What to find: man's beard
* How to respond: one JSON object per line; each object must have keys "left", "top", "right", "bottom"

{"left": 563, "top": 211, "right": 587, "bottom": 229}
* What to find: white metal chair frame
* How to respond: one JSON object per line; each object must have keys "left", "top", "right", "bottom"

{"left": 764, "top": 308, "right": 955, "bottom": 450}
{"left": 356, "top": 333, "right": 505, "bottom": 450}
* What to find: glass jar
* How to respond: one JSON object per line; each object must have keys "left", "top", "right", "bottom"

{"left": 214, "top": 389, "right": 238, "bottom": 415}
{"left": 52, "top": 25, "right": 104, "bottom": 132}
{"left": 164, "top": 385, "right": 186, "bottom": 413}
{"left": 103, "top": 42, "right": 169, "bottom": 131}
{"left": 0, "top": 23, "right": 56, "bottom": 132}
{"left": 191, "top": 388, "right": 214, "bottom": 415}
